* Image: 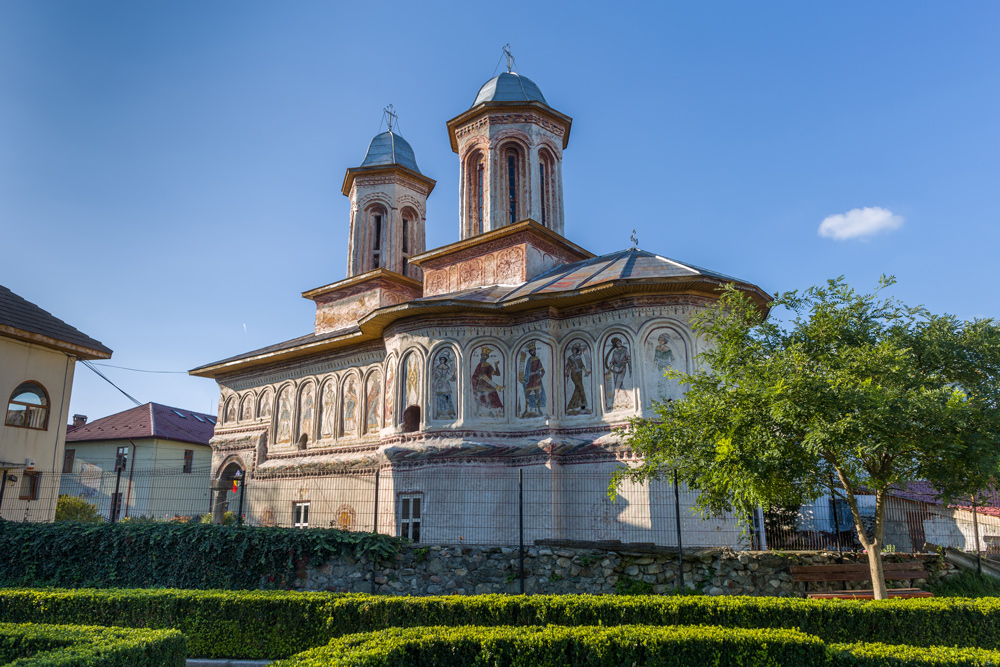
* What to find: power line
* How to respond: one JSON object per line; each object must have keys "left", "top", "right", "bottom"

{"left": 90, "top": 363, "right": 187, "bottom": 374}
{"left": 81, "top": 360, "right": 143, "bottom": 407}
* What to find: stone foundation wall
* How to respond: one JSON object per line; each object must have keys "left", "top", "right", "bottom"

{"left": 297, "top": 543, "right": 958, "bottom": 597}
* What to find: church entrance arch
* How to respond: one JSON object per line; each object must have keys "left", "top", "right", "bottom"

{"left": 211, "top": 459, "right": 245, "bottom": 524}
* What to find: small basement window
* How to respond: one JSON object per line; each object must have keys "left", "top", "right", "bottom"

{"left": 293, "top": 501, "right": 310, "bottom": 529}
{"left": 399, "top": 494, "right": 422, "bottom": 542}
{"left": 19, "top": 472, "right": 40, "bottom": 501}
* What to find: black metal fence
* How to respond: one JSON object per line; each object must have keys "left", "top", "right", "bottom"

{"left": 3, "top": 465, "right": 997, "bottom": 557}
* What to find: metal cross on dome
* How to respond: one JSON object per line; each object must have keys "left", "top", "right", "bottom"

{"left": 630, "top": 229, "right": 639, "bottom": 248}
{"left": 383, "top": 104, "right": 397, "bottom": 133}
{"left": 503, "top": 43, "right": 515, "bottom": 73}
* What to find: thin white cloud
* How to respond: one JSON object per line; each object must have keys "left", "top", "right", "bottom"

{"left": 818, "top": 206, "right": 904, "bottom": 241}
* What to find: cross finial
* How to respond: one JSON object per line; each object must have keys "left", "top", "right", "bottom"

{"left": 502, "top": 43, "right": 514, "bottom": 73}
{"left": 630, "top": 229, "right": 638, "bottom": 248}
{"left": 383, "top": 104, "right": 397, "bottom": 133}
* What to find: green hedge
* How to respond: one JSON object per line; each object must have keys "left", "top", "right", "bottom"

{"left": 274, "top": 626, "right": 1000, "bottom": 667}
{"left": 2, "top": 589, "right": 1000, "bottom": 660}
{"left": 0, "top": 520, "right": 400, "bottom": 590}
{"left": 0, "top": 622, "right": 185, "bottom": 666}
{"left": 274, "top": 625, "right": 830, "bottom": 667}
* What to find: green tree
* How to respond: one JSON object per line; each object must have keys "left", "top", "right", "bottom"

{"left": 54, "top": 495, "right": 102, "bottom": 523}
{"left": 615, "top": 277, "right": 1000, "bottom": 599}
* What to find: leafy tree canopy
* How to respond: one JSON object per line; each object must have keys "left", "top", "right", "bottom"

{"left": 616, "top": 276, "right": 1000, "bottom": 598}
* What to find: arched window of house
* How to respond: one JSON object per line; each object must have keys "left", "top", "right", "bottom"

{"left": 5, "top": 382, "right": 49, "bottom": 430}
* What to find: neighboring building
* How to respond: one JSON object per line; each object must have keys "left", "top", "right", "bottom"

{"left": 59, "top": 403, "right": 216, "bottom": 521}
{"left": 190, "top": 66, "right": 771, "bottom": 544}
{"left": 0, "top": 284, "right": 112, "bottom": 522}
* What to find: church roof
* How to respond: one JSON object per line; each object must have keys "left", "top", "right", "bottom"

{"left": 472, "top": 72, "right": 548, "bottom": 107}
{"left": 499, "top": 248, "right": 744, "bottom": 301}
{"left": 359, "top": 131, "right": 422, "bottom": 173}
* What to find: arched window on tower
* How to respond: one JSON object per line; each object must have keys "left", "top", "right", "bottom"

{"left": 539, "top": 149, "right": 556, "bottom": 228}
{"left": 367, "top": 206, "right": 387, "bottom": 270}
{"left": 506, "top": 147, "right": 520, "bottom": 224}
{"left": 400, "top": 207, "right": 418, "bottom": 277}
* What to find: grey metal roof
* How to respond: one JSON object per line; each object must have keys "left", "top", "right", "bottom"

{"left": 0, "top": 284, "right": 112, "bottom": 357}
{"left": 359, "top": 131, "right": 422, "bottom": 174}
{"left": 472, "top": 72, "right": 548, "bottom": 107}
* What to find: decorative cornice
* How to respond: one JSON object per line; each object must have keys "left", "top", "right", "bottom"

{"left": 446, "top": 101, "right": 573, "bottom": 153}
{"left": 341, "top": 164, "right": 436, "bottom": 197}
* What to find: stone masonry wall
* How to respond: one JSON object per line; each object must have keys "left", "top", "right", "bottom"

{"left": 297, "top": 543, "right": 958, "bottom": 597}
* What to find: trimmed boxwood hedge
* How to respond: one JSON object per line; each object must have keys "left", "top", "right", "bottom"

{"left": 274, "top": 626, "right": 1000, "bottom": 667}
{"left": 0, "top": 520, "right": 400, "bottom": 591}
{"left": 0, "top": 622, "right": 185, "bottom": 666}
{"left": 2, "top": 589, "right": 1000, "bottom": 659}
{"left": 273, "top": 625, "right": 832, "bottom": 667}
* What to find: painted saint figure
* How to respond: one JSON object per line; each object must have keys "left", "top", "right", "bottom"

{"left": 365, "top": 377, "right": 381, "bottom": 434}
{"left": 299, "top": 385, "right": 315, "bottom": 443}
{"left": 565, "top": 343, "right": 592, "bottom": 415}
{"left": 471, "top": 346, "right": 504, "bottom": 418}
{"left": 653, "top": 333, "right": 677, "bottom": 401}
{"left": 225, "top": 398, "right": 237, "bottom": 424}
{"left": 240, "top": 397, "right": 253, "bottom": 422}
{"left": 320, "top": 382, "right": 336, "bottom": 438}
{"left": 404, "top": 355, "right": 420, "bottom": 407}
{"left": 433, "top": 352, "right": 457, "bottom": 420}
{"left": 384, "top": 360, "right": 395, "bottom": 426}
{"left": 258, "top": 389, "right": 273, "bottom": 420}
{"left": 604, "top": 337, "right": 633, "bottom": 410}
{"left": 519, "top": 342, "right": 547, "bottom": 418}
{"left": 342, "top": 377, "right": 359, "bottom": 436}
{"left": 275, "top": 388, "right": 292, "bottom": 444}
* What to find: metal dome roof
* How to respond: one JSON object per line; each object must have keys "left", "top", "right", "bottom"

{"left": 472, "top": 72, "right": 548, "bottom": 108}
{"left": 359, "top": 131, "right": 422, "bottom": 173}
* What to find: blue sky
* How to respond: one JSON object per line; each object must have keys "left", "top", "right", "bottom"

{"left": 2, "top": 2, "right": 997, "bottom": 421}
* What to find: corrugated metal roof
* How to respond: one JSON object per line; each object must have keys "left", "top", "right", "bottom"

{"left": 0, "top": 284, "right": 111, "bottom": 357}
{"left": 472, "top": 72, "right": 548, "bottom": 107}
{"left": 66, "top": 402, "right": 215, "bottom": 446}
{"left": 359, "top": 131, "right": 422, "bottom": 173}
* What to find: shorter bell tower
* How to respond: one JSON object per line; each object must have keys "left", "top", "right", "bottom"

{"left": 343, "top": 107, "right": 436, "bottom": 280}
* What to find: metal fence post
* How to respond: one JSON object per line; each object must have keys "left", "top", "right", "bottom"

{"left": 673, "top": 470, "right": 684, "bottom": 592}
{"left": 236, "top": 470, "right": 246, "bottom": 526}
{"left": 371, "top": 469, "right": 381, "bottom": 594}
{"left": 110, "top": 457, "right": 125, "bottom": 523}
{"left": 973, "top": 495, "right": 982, "bottom": 575}
{"left": 519, "top": 468, "right": 525, "bottom": 595}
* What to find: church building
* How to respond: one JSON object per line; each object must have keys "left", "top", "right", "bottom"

{"left": 190, "top": 63, "right": 770, "bottom": 546}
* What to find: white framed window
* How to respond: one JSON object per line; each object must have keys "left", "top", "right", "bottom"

{"left": 293, "top": 501, "right": 310, "bottom": 528}
{"left": 399, "top": 494, "right": 421, "bottom": 542}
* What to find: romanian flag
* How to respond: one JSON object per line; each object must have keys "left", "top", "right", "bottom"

{"left": 232, "top": 479, "right": 238, "bottom": 494}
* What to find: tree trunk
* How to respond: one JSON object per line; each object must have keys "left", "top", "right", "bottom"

{"left": 866, "top": 540, "right": 887, "bottom": 600}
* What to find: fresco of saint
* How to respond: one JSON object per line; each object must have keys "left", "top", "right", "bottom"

{"left": 298, "top": 385, "right": 315, "bottom": 444}
{"left": 651, "top": 332, "right": 681, "bottom": 402}
{"left": 342, "top": 377, "right": 359, "bottom": 436}
{"left": 433, "top": 351, "right": 457, "bottom": 420}
{"left": 320, "top": 382, "right": 336, "bottom": 438}
{"left": 404, "top": 355, "right": 420, "bottom": 408}
{"left": 275, "top": 387, "right": 292, "bottom": 444}
{"left": 365, "top": 377, "right": 382, "bottom": 433}
{"left": 384, "top": 360, "right": 395, "bottom": 426}
{"left": 258, "top": 389, "right": 272, "bottom": 420}
{"left": 471, "top": 346, "right": 504, "bottom": 418}
{"left": 564, "top": 342, "right": 592, "bottom": 415}
{"left": 240, "top": 397, "right": 253, "bottom": 422}
{"left": 604, "top": 337, "right": 633, "bottom": 410}
{"left": 225, "top": 398, "right": 237, "bottom": 424}
{"left": 518, "top": 342, "right": 547, "bottom": 418}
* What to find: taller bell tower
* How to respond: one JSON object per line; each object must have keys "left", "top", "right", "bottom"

{"left": 446, "top": 53, "right": 572, "bottom": 240}
{"left": 343, "top": 110, "right": 436, "bottom": 280}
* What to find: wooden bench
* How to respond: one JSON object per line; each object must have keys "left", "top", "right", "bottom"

{"left": 790, "top": 562, "right": 934, "bottom": 599}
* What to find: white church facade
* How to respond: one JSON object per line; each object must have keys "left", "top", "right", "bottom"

{"left": 191, "top": 66, "right": 770, "bottom": 547}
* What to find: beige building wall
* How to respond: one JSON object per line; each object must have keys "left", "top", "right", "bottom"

{"left": 59, "top": 437, "right": 212, "bottom": 520}
{"left": 0, "top": 336, "right": 76, "bottom": 522}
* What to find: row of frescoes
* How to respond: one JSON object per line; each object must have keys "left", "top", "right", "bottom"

{"left": 220, "top": 324, "right": 690, "bottom": 446}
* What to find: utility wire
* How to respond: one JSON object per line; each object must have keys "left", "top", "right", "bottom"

{"left": 81, "top": 360, "right": 143, "bottom": 407}
{"left": 90, "top": 363, "right": 187, "bottom": 374}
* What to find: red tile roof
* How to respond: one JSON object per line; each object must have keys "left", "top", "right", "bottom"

{"left": 66, "top": 402, "right": 215, "bottom": 446}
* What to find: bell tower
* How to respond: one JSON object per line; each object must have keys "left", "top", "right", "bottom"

{"left": 343, "top": 107, "right": 436, "bottom": 280}
{"left": 446, "top": 48, "right": 572, "bottom": 240}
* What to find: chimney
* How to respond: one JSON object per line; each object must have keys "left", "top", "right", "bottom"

{"left": 72, "top": 414, "right": 88, "bottom": 428}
